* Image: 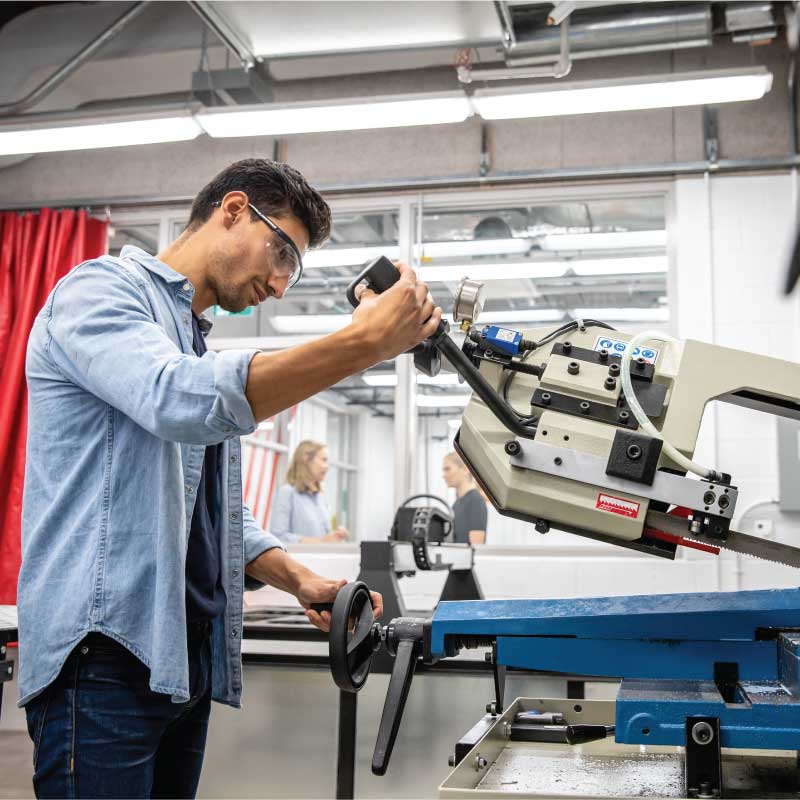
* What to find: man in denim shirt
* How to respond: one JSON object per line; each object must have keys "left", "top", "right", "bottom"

{"left": 20, "top": 158, "right": 442, "bottom": 799}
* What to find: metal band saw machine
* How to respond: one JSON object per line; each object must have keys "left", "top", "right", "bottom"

{"left": 324, "top": 258, "right": 800, "bottom": 797}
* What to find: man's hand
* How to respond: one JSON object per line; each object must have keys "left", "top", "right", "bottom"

{"left": 300, "top": 577, "right": 383, "bottom": 633}
{"left": 246, "top": 544, "right": 383, "bottom": 633}
{"left": 350, "top": 262, "right": 442, "bottom": 362}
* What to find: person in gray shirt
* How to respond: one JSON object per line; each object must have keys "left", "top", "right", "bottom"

{"left": 270, "top": 440, "right": 348, "bottom": 544}
{"left": 442, "top": 451, "right": 488, "bottom": 544}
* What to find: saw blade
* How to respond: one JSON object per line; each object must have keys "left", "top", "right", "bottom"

{"left": 645, "top": 511, "right": 800, "bottom": 569}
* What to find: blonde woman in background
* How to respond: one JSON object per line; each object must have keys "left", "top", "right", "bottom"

{"left": 271, "top": 440, "right": 349, "bottom": 544}
{"left": 442, "top": 451, "right": 487, "bottom": 545}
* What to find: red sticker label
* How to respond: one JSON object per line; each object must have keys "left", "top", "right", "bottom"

{"left": 596, "top": 493, "right": 640, "bottom": 518}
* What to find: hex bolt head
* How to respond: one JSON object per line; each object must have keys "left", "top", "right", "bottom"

{"left": 504, "top": 440, "right": 521, "bottom": 456}
{"left": 619, "top": 410, "right": 630, "bottom": 422}
{"left": 475, "top": 755, "right": 488, "bottom": 771}
{"left": 567, "top": 361, "right": 580, "bottom": 375}
{"left": 636, "top": 357, "right": 647, "bottom": 371}
{"left": 626, "top": 444, "right": 642, "bottom": 460}
{"left": 609, "top": 363, "right": 621, "bottom": 376}
{"left": 562, "top": 341, "right": 572, "bottom": 353}
{"left": 604, "top": 377, "right": 617, "bottom": 390}
{"left": 579, "top": 401, "right": 591, "bottom": 415}
{"left": 541, "top": 392, "right": 551, "bottom": 406}
{"left": 598, "top": 348, "right": 609, "bottom": 361}
{"left": 535, "top": 519, "right": 550, "bottom": 534}
{"left": 691, "top": 721, "right": 714, "bottom": 746}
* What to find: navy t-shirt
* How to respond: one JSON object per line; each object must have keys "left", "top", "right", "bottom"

{"left": 452, "top": 489, "right": 488, "bottom": 544}
{"left": 185, "top": 312, "right": 227, "bottom": 622}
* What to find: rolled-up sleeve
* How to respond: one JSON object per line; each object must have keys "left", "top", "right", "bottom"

{"left": 243, "top": 502, "right": 284, "bottom": 590}
{"left": 47, "top": 260, "right": 259, "bottom": 445}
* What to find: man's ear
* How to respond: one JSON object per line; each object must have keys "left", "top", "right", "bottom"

{"left": 220, "top": 191, "right": 249, "bottom": 227}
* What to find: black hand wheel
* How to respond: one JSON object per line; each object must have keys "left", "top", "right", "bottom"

{"left": 329, "top": 581, "right": 382, "bottom": 693}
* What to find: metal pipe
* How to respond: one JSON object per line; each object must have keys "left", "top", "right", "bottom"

{"left": 4, "top": 154, "right": 799, "bottom": 211}
{"left": 508, "top": 2, "right": 710, "bottom": 66}
{"left": 462, "top": 17, "right": 571, "bottom": 83}
{"left": 186, "top": 1, "right": 256, "bottom": 71}
{"left": 0, "top": 2, "right": 148, "bottom": 117}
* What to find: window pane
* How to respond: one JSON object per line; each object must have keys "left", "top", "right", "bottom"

{"left": 108, "top": 223, "right": 160, "bottom": 257}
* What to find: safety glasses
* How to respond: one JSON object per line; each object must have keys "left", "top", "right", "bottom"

{"left": 213, "top": 200, "right": 304, "bottom": 289}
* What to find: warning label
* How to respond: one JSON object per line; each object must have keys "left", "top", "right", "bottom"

{"left": 594, "top": 336, "right": 659, "bottom": 365}
{"left": 596, "top": 493, "right": 640, "bottom": 518}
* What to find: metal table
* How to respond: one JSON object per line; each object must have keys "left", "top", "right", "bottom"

{"left": 0, "top": 606, "right": 18, "bottom": 721}
{"left": 242, "top": 608, "right": 610, "bottom": 800}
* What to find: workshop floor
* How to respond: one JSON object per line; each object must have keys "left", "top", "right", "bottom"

{"left": 0, "top": 731, "right": 33, "bottom": 798}
{"left": 0, "top": 667, "right": 614, "bottom": 800}
{"left": 200, "top": 664, "right": 615, "bottom": 799}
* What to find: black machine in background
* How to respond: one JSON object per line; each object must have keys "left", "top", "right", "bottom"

{"left": 357, "top": 494, "right": 483, "bottom": 625}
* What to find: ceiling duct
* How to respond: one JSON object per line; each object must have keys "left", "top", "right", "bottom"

{"left": 502, "top": 1, "right": 712, "bottom": 64}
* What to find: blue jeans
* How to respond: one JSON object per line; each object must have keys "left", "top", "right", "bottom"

{"left": 25, "top": 625, "right": 212, "bottom": 799}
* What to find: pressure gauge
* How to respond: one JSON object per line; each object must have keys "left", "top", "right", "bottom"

{"left": 452, "top": 278, "right": 485, "bottom": 328}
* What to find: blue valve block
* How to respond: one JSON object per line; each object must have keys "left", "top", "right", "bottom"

{"left": 430, "top": 588, "right": 800, "bottom": 750}
{"left": 481, "top": 325, "right": 523, "bottom": 356}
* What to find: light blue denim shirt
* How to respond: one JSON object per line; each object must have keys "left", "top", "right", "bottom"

{"left": 19, "top": 245, "right": 283, "bottom": 708}
{"left": 270, "top": 484, "right": 332, "bottom": 543}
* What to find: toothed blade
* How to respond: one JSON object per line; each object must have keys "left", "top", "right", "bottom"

{"left": 645, "top": 511, "right": 800, "bottom": 569}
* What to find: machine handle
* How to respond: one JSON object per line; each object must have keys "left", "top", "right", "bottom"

{"left": 345, "top": 257, "right": 537, "bottom": 437}
{"left": 371, "top": 638, "right": 419, "bottom": 775}
{"left": 346, "top": 256, "right": 403, "bottom": 308}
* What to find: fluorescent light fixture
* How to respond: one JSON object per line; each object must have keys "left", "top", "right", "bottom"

{"left": 473, "top": 67, "right": 772, "bottom": 120}
{"left": 270, "top": 315, "right": 351, "bottom": 334}
{"left": 0, "top": 108, "right": 202, "bottom": 156}
{"left": 420, "top": 239, "right": 531, "bottom": 260}
{"left": 416, "top": 394, "right": 471, "bottom": 408}
{"left": 540, "top": 231, "right": 667, "bottom": 251}
{"left": 363, "top": 373, "right": 461, "bottom": 387}
{"left": 418, "top": 256, "right": 666, "bottom": 283}
{"left": 196, "top": 92, "right": 472, "bottom": 137}
{"left": 305, "top": 246, "right": 400, "bottom": 269}
{"left": 573, "top": 307, "right": 669, "bottom": 322}
{"left": 480, "top": 309, "right": 566, "bottom": 324}
{"left": 304, "top": 239, "right": 530, "bottom": 270}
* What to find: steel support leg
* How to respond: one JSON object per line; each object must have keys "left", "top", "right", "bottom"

{"left": 336, "top": 690, "right": 358, "bottom": 800}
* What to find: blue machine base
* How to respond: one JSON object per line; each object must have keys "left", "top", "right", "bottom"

{"left": 430, "top": 589, "right": 800, "bottom": 751}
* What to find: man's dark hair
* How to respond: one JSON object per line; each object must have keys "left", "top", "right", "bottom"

{"left": 187, "top": 158, "right": 331, "bottom": 248}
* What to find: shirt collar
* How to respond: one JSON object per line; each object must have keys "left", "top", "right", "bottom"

{"left": 120, "top": 245, "right": 187, "bottom": 285}
{"left": 122, "top": 246, "right": 214, "bottom": 333}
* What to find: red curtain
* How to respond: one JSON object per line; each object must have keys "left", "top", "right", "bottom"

{"left": 0, "top": 209, "right": 107, "bottom": 604}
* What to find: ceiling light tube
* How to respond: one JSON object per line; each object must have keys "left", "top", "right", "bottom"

{"left": 304, "top": 245, "right": 400, "bottom": 269}
{"left": 0, "top": 107, "right": 202, "bottom": 156}
{"left": 416, "top": 394, "right": 471, "bottom": 408}
{"left": 363, "top": 373, "right": 461, "bottom": 387}
{"left": 417, "top": 256, "right": 667, "bottom": 282}
{"left": 539, "top": 230, "right": 667, "bottom": 251}
{"left": 196, "top": 92, "right": 472, "bottom": 137}
{"left": 573, "top": 307, "right": 669, "bottom": 322}
{"left": 472, "top": 67, "right": 772, "bottom": 120}
{"left": 270, "top": 315, "right": 351, "bottom": 334}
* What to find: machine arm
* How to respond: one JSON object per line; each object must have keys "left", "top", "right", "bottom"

{"left": 347, "top": 255, "right": 800, "bottom": 570}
